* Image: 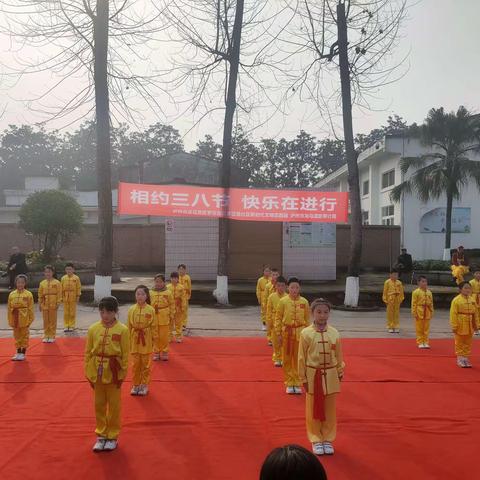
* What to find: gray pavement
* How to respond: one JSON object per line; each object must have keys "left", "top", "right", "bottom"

{"left": 0, "top": 303, "right": 456, "bottom": 339}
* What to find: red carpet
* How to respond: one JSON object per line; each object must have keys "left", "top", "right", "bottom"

{"left": 1, "top": 337, "right": 480, "bottom": 480}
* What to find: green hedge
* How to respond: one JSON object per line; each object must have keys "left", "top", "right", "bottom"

{"left": 412, "top": 260, "right": 451, "bottom": 271}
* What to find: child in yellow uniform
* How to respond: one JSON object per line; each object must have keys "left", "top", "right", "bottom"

{"left": 150, "top": 274, "right": 175, "bottom": 361}
{"left": 38, "top": 265, "right": 62, "bottom": 343}
{"left": 299, "top": 298, "right": 345, "bottom": 456}
{"left": 256, "top": 265, "right": 271, "bottom": 331}
{"left": 178, "top": 264, "right": 192, "bottom": 328}
{"left": 167, "top": 272, "right": 187, "bottom": 343}
{"left": 450, "top": 281, "right": 479, "bottom": 368}
{"left": 268, "top": 275, "right": 287, "bottom": 367}
{"left": 469, "top": 270, "right": 480, "bottom": 335}
{"left": 128, "top": 285, "right": 156, "bottom": 396}
{"left": 61, "top": 263, "right": 82, "bottom": 333}
{"left": 275, "top": 277, "right": 310, "bottom": 394}
{"left": 411, "top": 275, "right": 434, "bottom": 349}
{"left": 382, "top": 270, "right": 404, "bottom": 333}
{"left": 263, "top": 268, "right": 279, "bottom": 345}
{"left": 85, "top": 296, "right": 129, "bottom": 453}
{"left": 8, "top": 274, "right": 34, "bottom": 361}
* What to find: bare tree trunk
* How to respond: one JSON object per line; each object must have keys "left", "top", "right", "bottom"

{"left": 337, "top": 1, "right": 362, "bottom": 307}
{"left": 443, "top": 188, "right": 453, "bottom": 260}
{"left": 93, "top": 0, "right": 113, "bottom": 301}
{"left": 214, "top": 0, "right": 245, "bottom": 305}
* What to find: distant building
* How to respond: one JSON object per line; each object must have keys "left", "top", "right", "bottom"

{"left": 316, "top": 134, "right": 480, "bottom": 260}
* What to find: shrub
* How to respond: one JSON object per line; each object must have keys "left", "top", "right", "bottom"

{"left": 412, "top": 260, "right": 451, "bottom": 271}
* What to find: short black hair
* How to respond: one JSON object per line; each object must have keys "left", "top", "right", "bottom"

{"left": 170, "top": 271, "right": 179, "bottom": 279}
{"left": 44, "top": 265, "right": 55, "bottom": 273}
{"left": 65, "top": 262, "right": 75, "bottom": 269}
{"left": 271, "top": 268, "right": 279, "bottom": 273}
{"left": 417, "top": 275, "right": 427, "bottom": 282}
{"left": 15, "top": 274, "right": 28, "bottom": 286}
{"left": 260, "top": 445, "right": 327, "bottom": 480}
{"left": 390, "top": 269, "right": 399, "bottom": 274}
{"left": 287, "top": 277, "right": 300, "bottom": 285}
{"left": 276, "top": 275, "right": 287, "bottom": 284}
{"left": 177, "top": 264, "right": 186, "bottom": 269}
{"left": 98, "top": 296, "right": 119, "bottom": 312}
{"left": 154, "top": 274, "right": 165, "bottom": 281}
{"left": 134, "top": 285, "right": 151, "bottom": 304}
{"left": 458, "top": 281, "right": 471, "bottom": 290}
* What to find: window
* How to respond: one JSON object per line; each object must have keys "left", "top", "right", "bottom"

{"left": 381, "top": 169, "right": 395, "bottom": 189}
{"left": 381, "top": 205, "right": 395, "bottom": 225}
{"left": 362, "top": 180, "right": 369, "bottom": 196}
{"left": 362, "top": 210, "right": 369, "bottom": 225}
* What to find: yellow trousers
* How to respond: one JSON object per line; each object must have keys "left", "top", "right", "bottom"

{"left": 260, "top": 305, "right": 266, "bottom": 325}
{"left": 386, "top": 303, "right": 401, "bottom": 329}
{"left": 451, "top": 265, "right": 469, "bottom": 284}
{"left": 306, "top": 393, "right": 337, "bottom": 443}
{"left": 454, "top": 334, "right": 473, "bottom": 357}
{"left": 415, "top": 318, "right": 431, "bottom": 345}
{"left": 132, "top": 353, "right": 152, "bottom": 385}
{"left": 13, "top": 327, "right": 29, "bottom": 349}
{"left": 272, "top": 334, "right": 282, "bottom": 364}
{"left": 154, "top": 325, "right": 170, "bottom": 353}
{"left": 282, "top": 338, "right": 300, "bottom": 387}
{"left": 170, "top": 312, "right": 183, "bottom": 340}
{"left": 43, "top": 309, "right": 58, "bottom": 338}
{"left": 63, "top": 301, "right": 78, "bottom": 329}
{"left": 182, "top": 303, "right": 189, "bottom": 328}
{"left": 265, "top": 317, "right": 273, "bottom": 343}
{"left": 94, "top": 382, "right": 122, "bottom": 440}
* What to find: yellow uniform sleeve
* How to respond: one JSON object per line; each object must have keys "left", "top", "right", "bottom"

{"left": 266, "top": 294, "right": 274, "bottom": 327}
{"left": 429, "top": 291, "right": 434, "bottom": 317}
{"left": 168, "top": 292, "right": 176, "bottom": 322}
{"left": 303, "top": 299, "right": 311, "bottom": 326}
{"left": 256, "top": 279, "right": 262, "bottom": 305}
{"left": 28, "top": 292, "right": 35, "bottom": 326}
{"left": 38, "top": 282, "right": 45, "bottom": 309}
{"left": 382, "top": 280, "right": 388, "bottom": 304}
{"left": 84, "top": 327, "right": 94, "bottom": 379}
{"left": 399, "top": 282, "right": 405, "bottom": 304}
{"left": 298, "top": 330, "right": 309, "bottom": 384}
{"left": 275, "top": 299, "right": 286, "bottom": 334}
{"left": 450, "top": 298, "right": 459, "bottom": 332}
{"left": 411, "top": 289, "right": 418, "bottom": 317}
{"left": 336, "top": 335, "right": 345, "bottom": 378}
{"left": 186, "top": 276, "right": 192, "bottom": 300}
{"left": 127, "top": 307, "right": 134, "bottom": 333}
{"left": 181, "top": 288, "right": 187, "bottom": 311}
{"left": 149, "top": 308, "right": 158, "bottom": 341}
{"left": 76, "top": 276, "right": 82, "bottom": 301}
{"left": 56, "top": 281, "right": 62, "bottom": 307}
{"left": 7, "top": 293, "right": 13, "bottom": 326}
{"left": 120, "top": 327, "right": 130, "bottom": 375}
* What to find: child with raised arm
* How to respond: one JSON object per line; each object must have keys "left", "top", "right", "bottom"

{"left": 85, "top": 296, "right": 129, "bottom": 453}
{"left": 275, "top": 277, "right": 310, "bottom": 395}
{"left": 8, "top": 274, "right": 34, "bottom": 361}
{"left": 382, "top": 269, "right": 404, "bottom": 333}
{"left": 411, "top": 275, "right": 434, "bottom": 349}
{"left": 38, "top": 265, "right": 62, "bottom": 343}
{"left": 61, "top": 262, "right": 82, "bottom": 333}
{"left": 450, "top": 281, "right": 479, "bottom": 368}
{"left": 128, "top": 285, "right": 156, "bottom": 396}
{"left": 150, "top": 274, "right": 175, "bottom": 361}
{"left": 298, "top": 298, "right": 345, "bottom": 456}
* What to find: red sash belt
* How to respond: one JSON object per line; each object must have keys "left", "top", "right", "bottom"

{"left": 134, "top": 328, "right": 146, "bottom": 346}
{"left": 307, "top": 364, "right": 338, "bottom": 421}
{"left": 96, "top": 354, "right": 122, "bottom": 387}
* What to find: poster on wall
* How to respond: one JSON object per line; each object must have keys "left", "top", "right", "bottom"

{"left": 288, "top": 223, "right": 336, "bottom": 247}
{"left": 419, "top": 207, "right": 471, "bottom": 234}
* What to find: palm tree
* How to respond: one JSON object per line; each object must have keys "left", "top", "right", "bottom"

{"left": 391, "top": 106, "right": 480, "bottom": 258}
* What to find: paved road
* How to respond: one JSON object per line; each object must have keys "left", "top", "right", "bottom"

{"left": 0, "top": 303, "right": 458, "bottom": 339}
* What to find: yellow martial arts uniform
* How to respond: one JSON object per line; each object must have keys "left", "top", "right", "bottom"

{"left": 469, "top": 279, "right": 480, "bottom": 327}
{"left": 179, "top": 274, "right": 192, "bottom": 328}
{"left": 8, "top": 289, "right": 34, "bottom": 350}
{"left": 128, "top": 304, "right": 156, "bottom": 386}
{"left": 298, "top": 325, "right": 345, "bottom": 444}
{"left": 256, "top": 275, "right": 270, "bottom": 326}
{"left": 451, "top": 253, "right": 469, "bottom": 285}
{"left": 150, "top": 288, "right": 175, "bottom": 354}
{"left": 61, "top": 273, "right": 82, "bottom": 329}
{"left": 450, "top": 294, "right": 479, "bottom": 358}
{"left": 263, "top": 280, "right": 277, "bottom": 342}
{"left": 38, "top": 279, "right": 62, "bottom": 339}
{"left": 85, "top": 320, "right": 129, "bottom": 440}
{"left": 411, "top": 288, "right": 434, "bottom": 346}
{"left": 268, "top": 290, "right": 287, "bottom": 364}
{"left": 382, "top": 279, "right": 404, "bottom": 330}
{"left": 275, "top": 295, "right": 310, "bottom": 387}
{"left": 167, "top": 283, "right": 187, "bottom": 340}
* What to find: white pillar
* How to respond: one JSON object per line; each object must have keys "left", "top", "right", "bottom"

{"left": 94, "top": 275, "right": 112, "bottom": 303}
{"left": 344, "top": 276, "right": 360, "bottom": 307}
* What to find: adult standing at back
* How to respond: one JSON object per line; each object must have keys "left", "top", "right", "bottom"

{"left": 6, "top": 247, "right": 28, "bottom": 290}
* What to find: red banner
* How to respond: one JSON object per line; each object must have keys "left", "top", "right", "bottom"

{"left": 117, "top": 182, "right": 348, "bottom": 223}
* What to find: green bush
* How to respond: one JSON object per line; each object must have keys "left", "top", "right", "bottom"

{"left": 412, "top": 260, "right": 451, "bottom": 271}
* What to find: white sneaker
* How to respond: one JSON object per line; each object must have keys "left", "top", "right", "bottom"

{"left": 48, "top": 338, "right": 55, "bottom": 343}
{"left": 262, "top": 325, "right": 267, "bottom": 331}
{"left": 457, "top": 357, "right": 467, "bottom": 368}
{"left": 42, "top": 338, "right": 49, "bottom": 343}
{"left": 418, "top": 344, "right": 424, "bottom": 349}
{"left": 137, "top": 385, "right": 148, "bottom": 396}
{"left": 294, "top": 386, "right": 303, "bottom": 395}
{"left": 103, "top": 439, "right": 117, "bottom": 451}
{"left": 176, "top": 337, "right": 183, "bottom": 343}
{"left": 323, "top": 442, "right": 334, "bottom": 455}
{"left": 312, "top": 442, "right": 324, "bottom": 455}
{"left": 11, "top": 353, "right": 20, "bottom": 361}
{"left": 267, "top": 341, "right": 273, "bottom": 346}
{"left": 464, "top": 359, "right": 473, "bottom": 368}
{"left": 93, "top": 438, "right": 106, "bottom": 452}
{"left": 394, "top": 329, "right": 400, "bottom": 333}
{"left": 17, "top": 353, "right": 25, "bottom": 361}
{"left": 423, "top": 343, "right": 430, "bottom": 349}
{"left": 388, "top": 328, "right": 394, "bottom": 333}
{"left": 130, "top": 385, "right": 139, "bottom": 396}
{"left": 161, "top": 352, "right": 169, "bottom": 361}
{"left": 475, "top": 331, "right": 480, "bottom": 336}
{"left": 286, "top": 386, "right": 295, "bottom": 394}
{"left": 274, "top": 361, "right": 282, "bottom": 367}
{"left": 153, "top": 353, "right": 160, "bottom": 361}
